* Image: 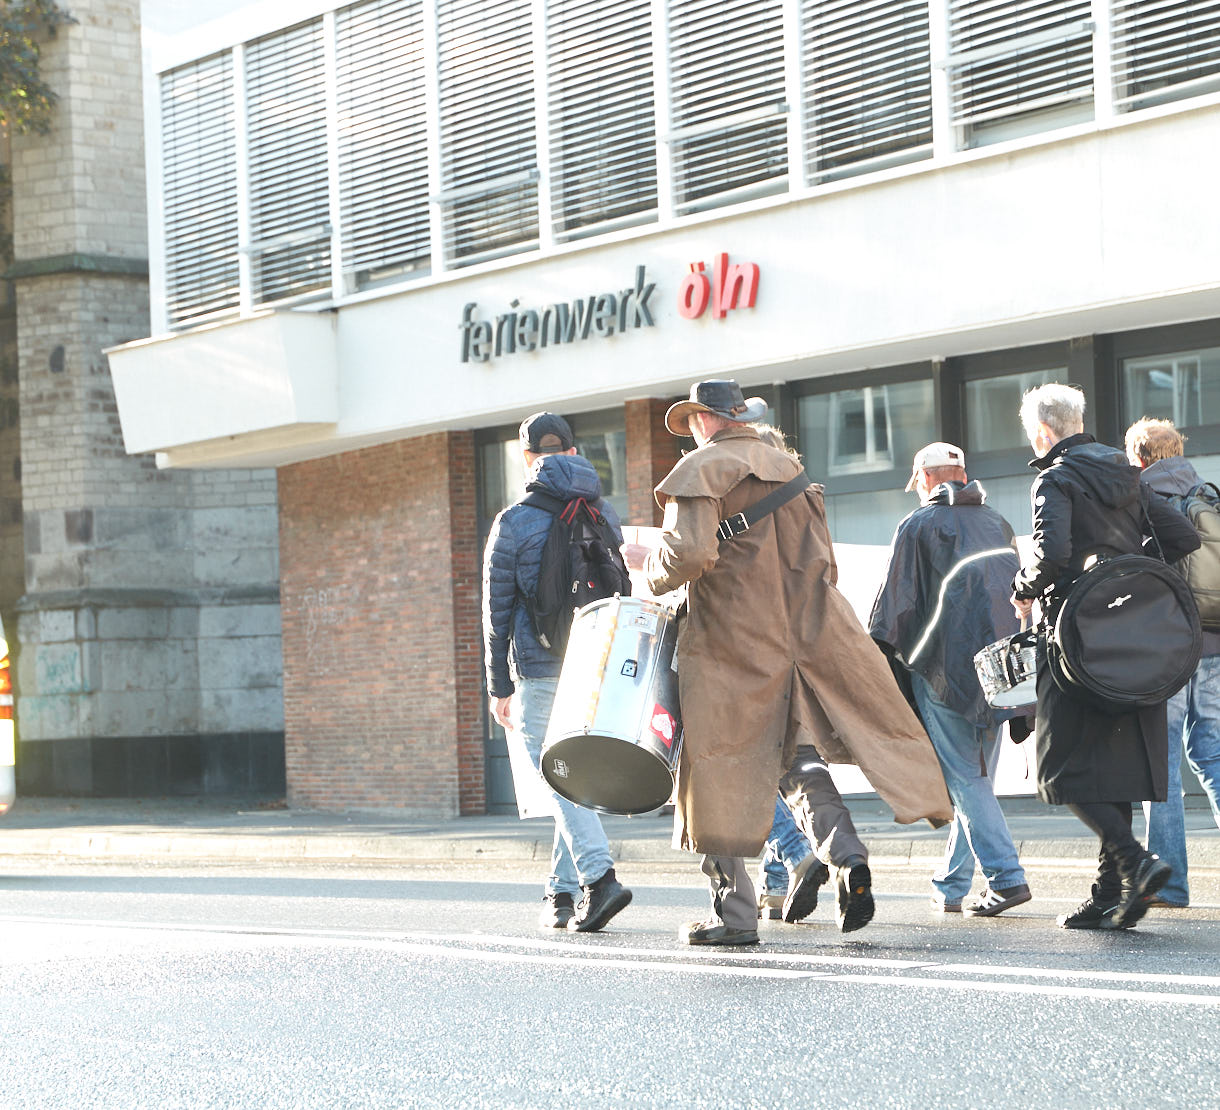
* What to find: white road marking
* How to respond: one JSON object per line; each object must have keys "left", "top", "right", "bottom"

{"left": 816, "top": 972, "right": 1220, "bottom": 1008}
{"left": 0, "top": 915, "right": 816, "bottom": 980}
{"left": 5, "top": 915, "right": 1220, "bottom": 1004}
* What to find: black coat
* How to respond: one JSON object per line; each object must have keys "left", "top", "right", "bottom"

{"left": 869, "top": 480, "right": 1021, "bottom": 728}
{"left": 1012, "top": 434, "right": 1200, "bottom": 805}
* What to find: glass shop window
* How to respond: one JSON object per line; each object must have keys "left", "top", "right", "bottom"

{"left": 964, "top": 366, "right": 1068, "bottom": 452}
{"left": 477, "top": 411, "right": 628, "bottom": 533}
{"left": 796, "top": 378, "right": 935, "bottom": 545}
{"left": 800, "top": 381, "right": 934, "bottom": 479}
{"left": 1122, "top": 347, "right": 1220, "bottom": 432}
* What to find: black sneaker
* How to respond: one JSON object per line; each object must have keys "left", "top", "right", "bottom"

{"left": 568, "top": 869, "right": 632, "bottom": 933}
{"left": 962, "top": 883, "right": 1032, "bottom": 917}
{"left": 782, "top": 855, "right": 830, "bottom": 923}
{"left": 1103, "top": 854, "right": 1172, "bottom": 931}
{"left": 539, "top": 892, "right": 575, "bottom": 930}
{"left": 683, "top": 920, "right": 760, "bottom": 946}
{"left": 1057, "top": 893, "right": 1124, "bottom": 930}
{"left": 834, "top": 857, "right": 874, "bottom": 934}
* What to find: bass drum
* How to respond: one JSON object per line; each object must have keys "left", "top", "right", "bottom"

{"left": 541, "top": 596, "right": 682, "bottom": 815}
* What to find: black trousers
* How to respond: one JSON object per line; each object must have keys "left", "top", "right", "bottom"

{"left": 1066, "top": 800, "right": 1145, "bottom": 896}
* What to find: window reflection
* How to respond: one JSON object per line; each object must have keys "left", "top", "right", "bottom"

{"left": 1123, "top": 348, "right": 1220, "bottom": 429}
{"left": 477, "top": 415, "right": 628, "bottom": 531}
{"left": 965, "top": 367, "right": 1068, "bottom": 452}
{"left": 799, "top": 380, "right": 933, "bottom": 482}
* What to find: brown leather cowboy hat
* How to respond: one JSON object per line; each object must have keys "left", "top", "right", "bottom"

{"left": 664, "top": 379, "right": 767, "bottom": 436}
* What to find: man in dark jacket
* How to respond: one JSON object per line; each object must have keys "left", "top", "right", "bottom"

{"left": 870, "top": 442, "right": 1030, "bottom": 917}
{"left": 482, "top": 412, "right": 631, "bottom": 933}
{"left": 1126, "top": 417, "right": 1220, "bottom": 908}
{"left": 1012, "top": 386, "right": 1199, "bottom": 931}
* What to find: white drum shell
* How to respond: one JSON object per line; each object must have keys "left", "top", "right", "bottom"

{"left": 541, "top": 596, "right": 683, "bottom": 815}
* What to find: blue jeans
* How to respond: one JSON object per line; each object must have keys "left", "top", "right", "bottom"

{"left": 761, "top": 796, "right": 812, "bottom": 895}
{"left": 517, "top": 677, "right": 614, "bottom": 897}
{"left": 912, "top": 672, "right": 1026, "bottom": 901}
{"left": 1145, "top": 654, "right": 1220, "bottom": 904}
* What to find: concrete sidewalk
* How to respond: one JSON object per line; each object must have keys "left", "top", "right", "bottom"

{"left": 2, "top": 794, "right": 1218, "bottom": 870}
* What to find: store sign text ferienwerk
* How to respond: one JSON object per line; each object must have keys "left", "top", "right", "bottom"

{"left": 458, "top": 265, "right": 656, "bottom": 363}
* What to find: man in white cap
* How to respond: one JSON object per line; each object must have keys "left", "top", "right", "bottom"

{"left": 870, "top": 442, "right": 1031, "bottom": 916}
{"left": 623, "top": 380, "right": 953, "bottom": 946}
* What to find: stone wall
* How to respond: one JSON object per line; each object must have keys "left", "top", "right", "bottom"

{"left": 7, "top": 0, "right": 285, "bottom": 796}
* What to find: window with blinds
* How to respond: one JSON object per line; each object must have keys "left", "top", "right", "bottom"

{"left": 803, "top": 0, "right": 933, "bottom": 182}
{"left": 547, "top": 0, "right": 657, "bottom": 240}
{"left": 336, "top": 0, "right": 430, "bottom": 287}
{"left": 160, "top": 53, "right": 240, "bottom": 327}
{"left": 245, "top": 20, "right": 331, "bottom": 303}
{"left": 946, "top": 0, "right": 1094, "bottom": 139}
{"left": 668, "top": 0, "right": 787, "bottom": 211}
{"left": 1112, "top": 0, "right": 1220, "bottom": 112}
{"left": 436, "top": 0, "right": 538, "bottom": 266}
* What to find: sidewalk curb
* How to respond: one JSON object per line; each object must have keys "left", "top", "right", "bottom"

{"left": 5, "top": 829, "right": 1219, "bottom": 870}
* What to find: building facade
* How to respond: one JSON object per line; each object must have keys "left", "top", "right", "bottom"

{"left": 110, "top": 0, "right": 1220, "bottom": 813}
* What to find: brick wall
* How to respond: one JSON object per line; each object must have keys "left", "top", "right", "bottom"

{"left": 279, "top": 432, "right": 484, "bottom": 814}
{"left": 625, "top": 397, "right": 684, "bottom": 526}
{"left": 446, "top": 432, "right": 485, "bottom": 814}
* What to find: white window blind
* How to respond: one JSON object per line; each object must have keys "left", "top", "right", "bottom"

{"left": 1112, "top": 0, "right": 1220, "bottom": 111}
{"left": 803, "top": 0, "right": 933, "bottom": 181}
{"left": 547, "top": 0, "right": 657, "bottom": 239}
{"left": 336, "top": 0, "right": 430, "bottom": 286}
{"left": 245, "top": 20, "right": 331, "bottom": 303}
{"left": 160, "top": 53, "right": 240, "bottom": 327}
{"left": 436, "top": 0, "right": 538, "bottom": 266}
{"left": 946, "top": 0, "right": 1094, "bottom": 129}
{"left": 668, "top": 0, "right": 788, "bottom": 211}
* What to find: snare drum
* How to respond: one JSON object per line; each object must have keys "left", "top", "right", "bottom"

{"left": 973, "top": 629, "right": 1038, "bottom": 709}
{"left": 541, "top": 596, "right": 682, "bottom": 815}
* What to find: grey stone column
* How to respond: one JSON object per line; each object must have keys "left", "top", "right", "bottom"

{"left": 6, "top": 0, "right": 285, "bottom": 796}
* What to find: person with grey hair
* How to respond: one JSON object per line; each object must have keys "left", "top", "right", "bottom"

{"left": 1011, "top": 384, "right": 1198, "bottom": 930}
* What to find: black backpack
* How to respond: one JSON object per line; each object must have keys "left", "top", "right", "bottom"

{"left": 523, "top": 492, "right": 632, "bottom": 657}
{"left": 1165, "top": 482, "right": 1220, "bottom": 631}
{"left": 1048, "top": 553, "right": 1202, "bottom": 711}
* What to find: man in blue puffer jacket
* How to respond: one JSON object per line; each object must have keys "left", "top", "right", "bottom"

{"left": 482, "top": 411, "right": 632, "bottom": 933}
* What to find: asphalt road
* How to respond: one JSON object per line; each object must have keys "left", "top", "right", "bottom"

{"left": 2, "top": 859, "right": 1219, "bottom": 1109}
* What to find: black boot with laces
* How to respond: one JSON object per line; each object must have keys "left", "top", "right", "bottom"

{"left": 1057, "top": 885, "right": 1124, "bottom": 930}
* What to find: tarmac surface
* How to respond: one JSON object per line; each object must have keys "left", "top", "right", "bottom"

{"left": 2, "top": 793, "right": 1218, "bottom": 872}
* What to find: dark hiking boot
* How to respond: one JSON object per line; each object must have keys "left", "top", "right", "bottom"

{"left": 683, "top": 920, "right": 760, "bottom": 946}
{"left": 1103, "top": 854, "right": 1172, "bottom": 931}
{"left": 1057, "top": 891, "right": 1124, "bottom": 930}
{"left": 568, "top": 869, "right": 632, "bottom": 933}
{"left": 834, "top": 856, "right": 874, "bottom": 934}
{"left": 782, "top": 855, "right": 830, "bottom": 923}
{"left": 539, "top": 892, "right": 575, "bottom": 930}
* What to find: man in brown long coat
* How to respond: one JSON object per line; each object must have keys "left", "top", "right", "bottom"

{"left": 623, "top": 379, "right": 952, "bottom": 946}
